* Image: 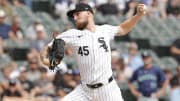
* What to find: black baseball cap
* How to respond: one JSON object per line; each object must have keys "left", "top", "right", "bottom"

{"left": 67, "top": 3, "right": 94, "bottom": 18}
{"left": 141, "top": 51, "right": 151, "bottom": 58}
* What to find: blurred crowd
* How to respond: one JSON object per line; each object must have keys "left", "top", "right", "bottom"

{"left": 0, "top": 0, "right": 180, "bottom": 101}
{"left": 0, "top": 0, "right": 180, "bottom": 20}
{"left": 0, "top": 40, "right": 180, "bottom": 101}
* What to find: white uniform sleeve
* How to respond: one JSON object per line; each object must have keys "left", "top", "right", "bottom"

{"left": 47, "top": 30, "right": 72, "bottom": 47}
{"left": 103, "top": 25, "right": 121, "bottom": 40}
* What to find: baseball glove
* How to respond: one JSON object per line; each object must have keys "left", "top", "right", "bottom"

{"left": 48, "top": 39, "right": 65, "bottom": 70}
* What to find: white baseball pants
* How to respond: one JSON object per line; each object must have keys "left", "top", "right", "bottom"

{"left": 62, "top": 80, "right": 124, "bottom": 101}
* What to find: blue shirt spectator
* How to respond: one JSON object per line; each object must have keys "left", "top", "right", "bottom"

{"left": 0, "top": 10, "right": 11, "bottom": 39}
{"left": 169, "top": 88, "right": 180, "bottom": 101}
{"left": 122, "top": 42, "right": 143, "bottom": 71}
{"left": 123, "top": 54, "right": 143, "bottom": 71}
{"left": 30, "top": 24, "right": 48, "bottom": 52}
{"left": 169, "top": 76, "right": 180, "bottom": 101}
{"left": 129, "top": 65, "right": 166, "bottom": 97}
{"left": 24, "top": 0, "right": 33, "bottom": 9}
{"left": 128, "top": 51, "right": 166, "bottom": 100}
{"left": 0, "top": 23, "right": 11, "bottom": 39}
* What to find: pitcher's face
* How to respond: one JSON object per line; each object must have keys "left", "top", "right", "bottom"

{"left": 73, "top": 11, "right": 89, "bottom": 30}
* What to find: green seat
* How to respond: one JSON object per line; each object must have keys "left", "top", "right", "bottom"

{"left": 94, "top": 12, "right": 106, "bottom": 24}
{"left": 104, "top": 15, "right": 119, "bottom": 25}
{"left": 0, "top": 54, "right": 11, "bottom": 68}
{"left": 4, "top": 39, "right": 31, "bottom": 48}
{"left": 15, "top": 61, "right": 27, "bottom": 67}
{"left": 160, "top": 57, "right": 178, "bottom": 72}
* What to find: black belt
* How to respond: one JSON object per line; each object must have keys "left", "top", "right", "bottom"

{"left": 143, "top": 94, "right": 151, "bottom": 97}
{"left": 86, "top": 76, "right": 113, "bottom": 89}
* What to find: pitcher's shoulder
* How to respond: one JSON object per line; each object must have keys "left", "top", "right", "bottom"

{"left": 96, "top": 24, "right": 116, "bottom": 31}
{"left": 59, "top": 29, "right": 82, "bottom": 37}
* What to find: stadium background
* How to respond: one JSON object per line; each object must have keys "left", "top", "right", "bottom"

{"left": 0, "top": 0, "right": 179, "bottom": 101}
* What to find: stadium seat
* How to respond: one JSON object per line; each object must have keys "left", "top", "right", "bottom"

{"left": 104, "top": 15, "right": 120, "bottom": 25}
{"left": 160, "top": 57, "right": 178, "bottom": 74}
{"left": 4, "top": 39, "right": 31, "bottom": 48}
{"left": 94, "top": 12, "right": 107, "bottom": 25}
{"left": 7, "top": 48, "right": 29, "bottom": 61}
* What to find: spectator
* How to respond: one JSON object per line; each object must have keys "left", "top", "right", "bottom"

{"left": 79, "top": 0, "right": 95, "bottom": 8}
{"left": 53, "top": 69, "right": 76, "bottom": 94}
{"left": 171, "top": 65, "right": 180, "bottom": 85}
{"left": 140, "top": 0, "right": 151, "bottom": 6}
{"left": 163, "top": 68, "right": 173, "bottom": 98}
{"left": 27, "top": 46, "right": 40, "bottom": 58}
{"left": 30, "top": 24, "right": 48, "bottom": 52}
{"left": 52, "top": 65, "right": 67, "bottom": 88}
{"left": 95, "top": 0, "right": 108, "bottom": 6}
{"left": 128, "top": 51, "right": 168, "bottom": 101}
{"left": 0, "top": 0, "right": 13, "bottom": 19}
{"left": 18, "top": 67, "right": 34, "bottom": 92}
{"left": 25, "top": 57, "right": 41, "bottom": 82}
{"left": 166, "top": 0, "right": 180, "bottom": 17}
{"left": 116, "top": 58, "right": 133, "bottom": 83}
{"left": 0, "top": 10, "right": 11, "bottom": 39}
{"left": 0, "top": 84, "right": 3, "bottom": 97}
{"left": 97, "top": 0, "right": 119, "bottom": 15}
{"left": 171, "top": 38, "right": 180, "bottom": 64}
{"left": 0, "top": 65, "right": 12, "bottom": 89}
{"left": 114, "top": 0, "right": 126, "bottom": 13}
{"left": 11, "top": 15, "right": 24, "bottom": 39}
{"left": 11, "top": 0, "right": 24, "bottom": 7}
{"left": 0, "top": 44, "right": 11, "bottom": 68}
{"left": 123, "top": 1, "right": 137, "bottom": 18}
{"left": 169, "top": 76, "right": 180, "bottom": 101}
{"left": 163, "top": 68, "right": 173, "bottom": 85}
{"left": 61, "top": 69, "right": 77, "bottom": 93}
{"left": 23, "top": 0, "right": 33, "bottom": 9}
{"left": 1, "top": 79, "right": 27, "bottom": 100}
{"left": 122, "top": 42, "right": 143, "bottom": 71}
{"left": 54, "top": 0, "right": 69, "bottom": 21}
{"left": 148, "top": 0, "right": 161, "bottom": 17}
{"left": 26, "top": 19, "right": 41, "bottom": 40}
{"left": 146, "top": 0, "right": 167, "bottom": 19}
{"left": 111, "top": 49, "right": 120, "bottom": 75}
{"left": 30, "top": 67, "right": 54, "bottom": 97}
{"left": 8, "top": 61, "right": 21, "bottom": 79}
{"left": 55, "top": 87, "right": 67, "bottom": 101}
{"left": 159, "top": 0, "right": 168, "bottom": 19}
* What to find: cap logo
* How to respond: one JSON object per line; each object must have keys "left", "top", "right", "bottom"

{"left": 85, "top": 8, "right": 88, "bottom": 10}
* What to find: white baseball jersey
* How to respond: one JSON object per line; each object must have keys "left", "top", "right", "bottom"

{"left": 48, "top": 24, "right": 124, "bottom": 101}
{"left": 49, "top": 25, "right": 119, "bottom": 84}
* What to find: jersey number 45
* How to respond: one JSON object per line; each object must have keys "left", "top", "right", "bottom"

{"left": 78, "top": 46, "right": 89, "bottom": 56}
